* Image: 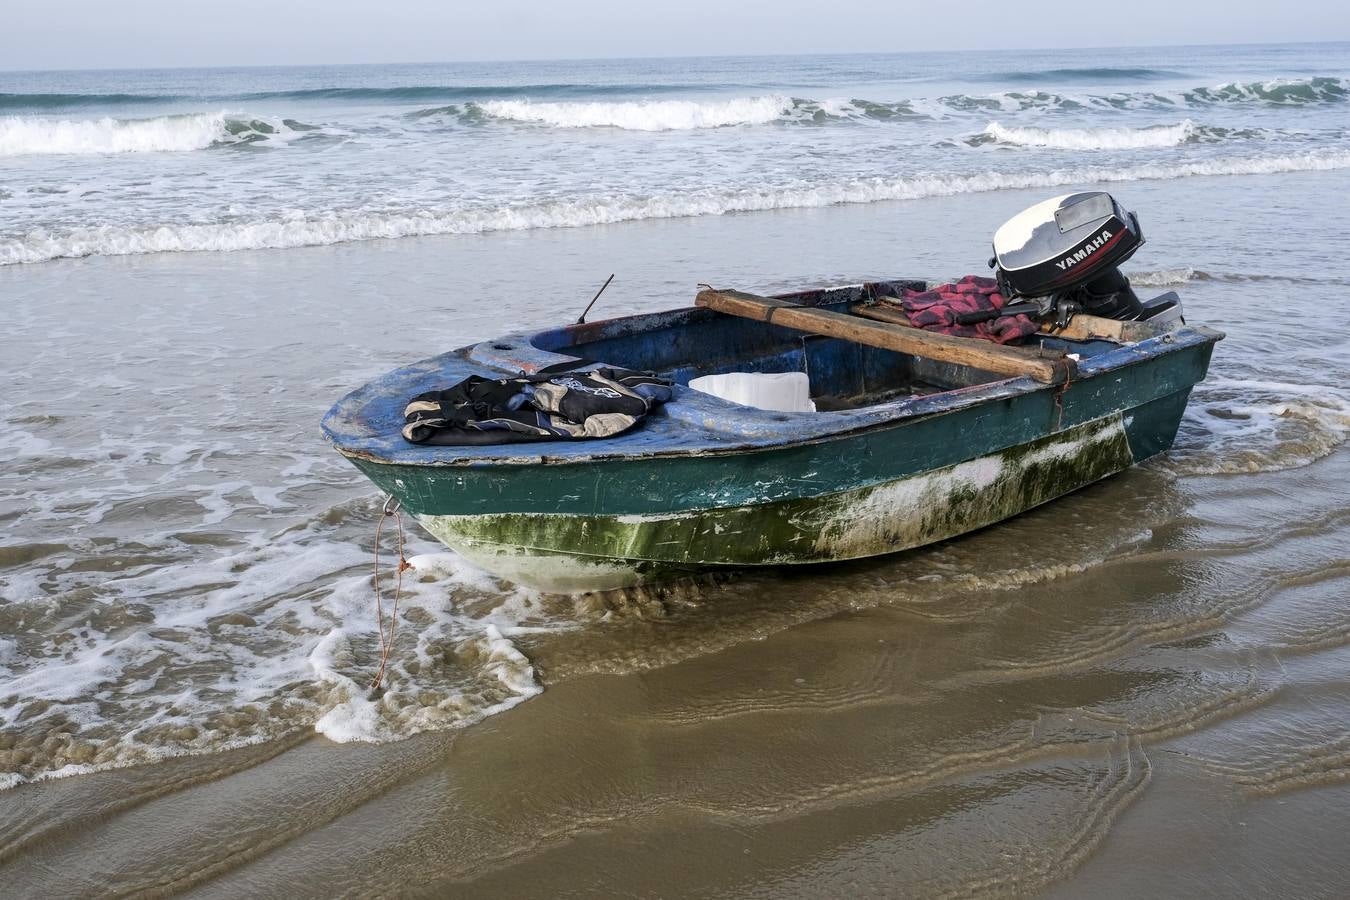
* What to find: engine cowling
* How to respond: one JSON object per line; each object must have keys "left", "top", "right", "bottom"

{"left": 992, "top": 192, "right": 1146, "bottom": 319}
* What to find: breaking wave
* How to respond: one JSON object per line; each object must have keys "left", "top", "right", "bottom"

{"left": 2, "top": 75, "right": 1345, "bottom": 122}
{"left": 434, "top": 77, "right": 1350, "bottom": 130}
{"left": 6, "top": 150, "right": 1350, "bottom": 265}
{"left": 1187, "top": 76, "right": 1350, "bottom": 106}
{"left": 0, "top": 112, "right": 320, "bottom": 156}
{"left": 940, "top": 77, "right": 1350, "bottom": 114}
{"left": 475, "top": 95, "right": 795, "bottom": 130}
{"left": 416, "top": 96, "right": 926, "bottom": 127}
{"left": 979, "top": 120, "right": 1202, "bottom": 149}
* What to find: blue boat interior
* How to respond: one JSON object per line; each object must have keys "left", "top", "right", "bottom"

{"left": 531, "top": 285, "right": 1119, "bottom": 411}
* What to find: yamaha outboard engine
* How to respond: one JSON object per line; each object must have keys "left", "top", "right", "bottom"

{"left": 991, "top": 192, "right": 1179, "bottom": 324}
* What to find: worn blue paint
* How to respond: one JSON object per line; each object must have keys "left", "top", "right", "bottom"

{"left": 322, "top": 282, "right": 1221, "bottom": 469}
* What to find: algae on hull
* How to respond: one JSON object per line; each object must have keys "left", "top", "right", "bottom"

{"left": 417, "top": 413, "right": 1138, "bottom": 592}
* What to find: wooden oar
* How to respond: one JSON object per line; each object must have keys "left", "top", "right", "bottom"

{"left": 695, "top": 288, "right": 1074, "bottom": 384}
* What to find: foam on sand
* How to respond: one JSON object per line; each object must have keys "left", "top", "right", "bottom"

{"left": 308, "top": 622, "right": 542, "bottom": 745}
{"left": 0, "top": 517, "right": 560, "bottom": 790}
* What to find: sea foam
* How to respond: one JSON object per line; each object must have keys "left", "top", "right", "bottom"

{"left": 1173, "top": 378, "right": 1350, "bottom": 475}
{"left": 1129, "top": 267, "right": 1201, "bottom": 286}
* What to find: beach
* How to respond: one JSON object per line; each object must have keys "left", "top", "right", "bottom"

{"left": 3, "top": 45, "right": 1350, "bottom": 896}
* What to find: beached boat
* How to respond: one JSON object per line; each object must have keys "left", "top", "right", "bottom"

{"left": 322, "top": 278, "right": 1222, "bottom": 593}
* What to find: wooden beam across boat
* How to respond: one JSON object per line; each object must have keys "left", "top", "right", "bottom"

{"left": 696, "top": 288, "right": 1074, "bottom": 384}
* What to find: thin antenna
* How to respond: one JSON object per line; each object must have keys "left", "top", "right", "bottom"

{"left": 576, "top": 273, "right": 615, "bottom": 324}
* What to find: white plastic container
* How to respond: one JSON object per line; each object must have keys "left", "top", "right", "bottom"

{"left": 688, "top": 371, "right": 816, "bottom": 413}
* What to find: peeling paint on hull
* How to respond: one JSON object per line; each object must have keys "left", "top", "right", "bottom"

{"left": 417, "top": 414, "right": 1137, "bottom": 592}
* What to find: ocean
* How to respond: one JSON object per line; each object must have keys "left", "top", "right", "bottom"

{"left": 3, "top": 43, "right": 1350, "bottom": 896}
{"left": 5, "top": 44, "right": 1350, "bottom": 266}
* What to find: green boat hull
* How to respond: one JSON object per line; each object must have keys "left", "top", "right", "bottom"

{"left": 351, "top": 383, "right": 1194, "bottom": 592}
{"left": 411, "top": 405, "right": 1147, "bottom": 592}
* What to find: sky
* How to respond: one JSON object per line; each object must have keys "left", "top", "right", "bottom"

{"left": 4, "top": 0, "right": 1350, "bottom": 70}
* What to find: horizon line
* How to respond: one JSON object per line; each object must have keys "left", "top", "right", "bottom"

{"left": 3, "top": 38, "right": 1348, "bottom": 76}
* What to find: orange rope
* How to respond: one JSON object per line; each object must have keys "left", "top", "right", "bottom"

{"left": 1053, "top": 362, "right": 1074, "bottom": 432}
{"left": 370, "top": 496, "right": 410, "bottom": 691}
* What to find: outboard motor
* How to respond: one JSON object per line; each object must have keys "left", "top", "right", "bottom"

{"left": 991, "top": 192, "right": 1180, "bottom": 324}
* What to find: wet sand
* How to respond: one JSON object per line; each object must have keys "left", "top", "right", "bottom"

{"left": 3, "top": 173, "right": 1350, "bottom": 896}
